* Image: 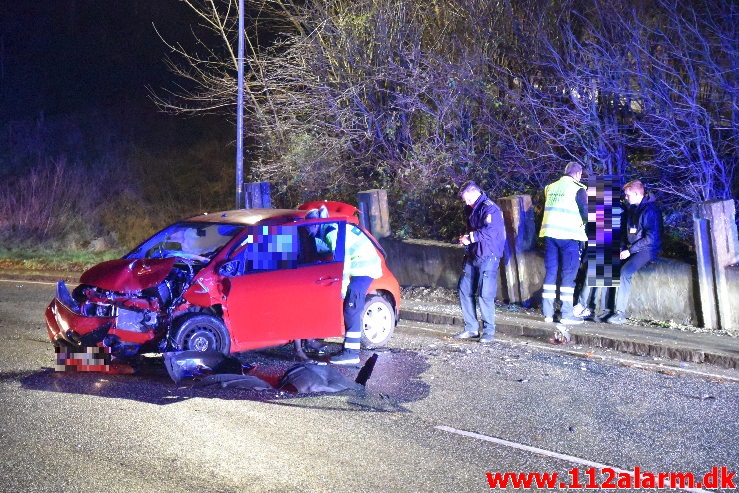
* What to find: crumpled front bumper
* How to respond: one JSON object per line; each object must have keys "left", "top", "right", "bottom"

{"left": 45, "top": 281, "right": 115, "bottom": 348}
{"left": 45, "top": 300, "right": 114, "bottom": 349}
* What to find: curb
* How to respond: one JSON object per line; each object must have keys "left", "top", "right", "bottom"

{"left": 400, "top": 309, "right": 739, "bottom": 370}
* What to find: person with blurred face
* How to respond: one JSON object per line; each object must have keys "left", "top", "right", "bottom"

{"left": 609, "top": 180, "right": 663, "bottom": 324}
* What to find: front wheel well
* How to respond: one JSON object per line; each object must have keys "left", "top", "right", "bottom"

{"left": 168, "top": 312, "right": 231, "bottom": 354}
{"left": 369, "top": 289, "right": 398, "bottom": 322}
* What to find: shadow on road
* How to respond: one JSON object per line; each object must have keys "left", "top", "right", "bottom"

{"left": 16, "top": 345, "right": 431, "bottom": 412}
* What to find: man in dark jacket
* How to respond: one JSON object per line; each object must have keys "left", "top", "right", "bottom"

{"left": 454, "top": 181, "right": 506, "bottom": 343}
{"left": 609, "top": 180, "right": 663, "bottom": 324}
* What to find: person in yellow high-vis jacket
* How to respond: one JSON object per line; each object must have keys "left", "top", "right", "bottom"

{"left": 539, "top": 162, "right": 588, "bottom": 324}
{"left": 306, "top": 205, "right": 382, "bottom": 365}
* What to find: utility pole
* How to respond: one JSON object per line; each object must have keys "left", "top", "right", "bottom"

{"left": 235, "top": 0, "right": 245, "bottom": 209}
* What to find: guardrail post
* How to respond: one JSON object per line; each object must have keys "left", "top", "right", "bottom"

{"left": 693, "top": 199, "right": 739, "bottom": 333}
{"left": 498, "top": 195, "right": 536, "bottom": 305}
{"left": 357, "top": 189, "right": 391, "bottom": 238}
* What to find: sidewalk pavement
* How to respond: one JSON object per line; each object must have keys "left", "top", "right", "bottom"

{"left": 400, "top": 300, "right": 739, "bottom": 370}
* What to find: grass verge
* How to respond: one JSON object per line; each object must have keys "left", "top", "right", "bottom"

{"left": 0, "top": 248, "right": 125, "bottom": 273}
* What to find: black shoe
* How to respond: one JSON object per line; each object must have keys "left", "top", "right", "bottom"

{"left": 607, "top": 312, "right": 627, "bottom": 324}
{"left": 304, "top": 339, "right": 329, "bottom": 355}
{"left": 453, "top": 330, "right": 478, "bottom": 339}
{"left": 479, "top": 332, "right": 495, "bottom": 343}
{"left": 329, "top": 351, "right": 360, "bottom": 365}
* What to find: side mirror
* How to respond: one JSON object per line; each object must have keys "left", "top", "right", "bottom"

{"left": 218, "top": 260, "right": 241, "bottom": 277}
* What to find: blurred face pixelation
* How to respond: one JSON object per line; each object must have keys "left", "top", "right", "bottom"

{"left": 624, "top": 189, "right": 643, "bottom": 205}
{"left": 585, "top": 175, "right": 624, "bottom": 287}
{"left": 461, "top": 190, "right": 480, "bottom": 206}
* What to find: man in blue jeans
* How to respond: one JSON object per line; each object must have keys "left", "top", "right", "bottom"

{"left": 609, "top": 180, "right": 663, "bottom": 324}
{"left": 454, "top": 181, "right": 506, "bottom": 344}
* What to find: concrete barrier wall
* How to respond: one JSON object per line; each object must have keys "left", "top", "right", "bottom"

{"left": 726, "top": 265, "right": 739, "bottom": 329}
{"left": 379, "top": 238, "right": 469, "bottom": 291}
{"left": 381, "top": 237, "right": 700, "bottom": 325}
{"left": 626, "top": 258, "right": 698, "bottom": 325}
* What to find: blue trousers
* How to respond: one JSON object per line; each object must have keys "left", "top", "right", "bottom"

{"left": 342, "top": 276, "right": 373, "bottom": 354}
{"left": 542, "top": 237, "right": 581, "bottom": 319}
{"left": 458, "top": 256, "right": 500, "bottom": 335}
{"left": 615, "top": 250, "right": 655, "bottom": 315}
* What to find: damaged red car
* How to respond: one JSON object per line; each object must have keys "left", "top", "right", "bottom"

{"left": 45, "top": 201, "right": 400, "bottom": 359}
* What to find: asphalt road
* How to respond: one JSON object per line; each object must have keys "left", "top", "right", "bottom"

{"left": 1, "top": 279, "right": 737, "bottom": 492}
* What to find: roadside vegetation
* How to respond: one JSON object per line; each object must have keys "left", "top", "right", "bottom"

{"left": 2, "top": 0, "right": 736, "bottom": 270}
{"left": 153, "top": 0, "right": 735, "bottom": 258}
{"left": 0, "top": 248, "right": 123, "bottom": 273}
{"left": 0, "top": 109, "right": 235, "bottom": 272}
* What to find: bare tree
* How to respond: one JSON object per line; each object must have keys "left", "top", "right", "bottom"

{"left": 154, "top": 0, "right": 737, "bottom": 240}
{"left": 625, "top": 0, "right": 737, "bottom": 204}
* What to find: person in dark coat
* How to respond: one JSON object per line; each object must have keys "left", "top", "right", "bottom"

{"left": 609, "top": 180, "right": 663, "bottom": 324}
{"left": 454, "top": 181, "right": 506, "bottom": 343}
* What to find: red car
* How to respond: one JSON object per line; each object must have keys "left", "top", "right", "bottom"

{"left": 45, "top": 201, "right": 400, "bottom": 359}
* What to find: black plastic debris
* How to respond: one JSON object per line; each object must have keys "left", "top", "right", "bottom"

{"left": 163, "top": 350, "right": 250, "bottom": 384}
{"left": 280, "top": 353, "right": 380, "bottom": 393}
{"left": 355, "top": 353, "right": 378, "bottom": 385}
{"left": 279, "top": 362, "right": 363, "bottom": 393}
{"left": 197, "top": 373, "right": 272, "bottom": 390}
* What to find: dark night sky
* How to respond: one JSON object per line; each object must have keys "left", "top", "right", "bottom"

{"left": 1, "top": 1, "right": 201, "bottom": 122}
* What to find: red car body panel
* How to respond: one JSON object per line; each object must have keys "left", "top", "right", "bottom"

{"left": 298, "top": 200, "right": 361, "bottom": 224}
{"left": 45, "top": 298, "right": 114, "bottom": 343}
{"left": 222, "top": 262, "right": 345, "bottom": 352}
{"left": 79, "top": 258, "right": 177, "bottom": 292}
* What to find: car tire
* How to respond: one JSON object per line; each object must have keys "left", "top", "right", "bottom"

{"left": 361, "top": 294, "right": 395, "bottom": 348}
{"left": 171, "top": 314, "right": 231, "bottom": 354}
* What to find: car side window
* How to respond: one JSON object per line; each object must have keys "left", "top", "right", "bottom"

{"left": 235, "top": 225, "right": 299, "bottom": 272}
{"left": 222, "top": 222, "right": 347, "bottom": 276}
{"left": 297, "top": 221, "right": 345, "bottom": 265}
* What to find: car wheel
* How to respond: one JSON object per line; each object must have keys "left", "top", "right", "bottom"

{"left": 171, "top": 314, "right": 231, "bottom": 354}
{"left": 361, "top": 295, "right": 395, "bottom": 348}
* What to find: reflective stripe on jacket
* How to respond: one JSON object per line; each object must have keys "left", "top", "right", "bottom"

{"left": 539, "top": 176, "right": 588, "bottom": 241}
{"left": 326, "top": 224, "right": 382, "bottom": 296}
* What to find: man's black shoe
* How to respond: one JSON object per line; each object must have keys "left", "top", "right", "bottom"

{"left": 329, "top": 351, "right": 360, "bottom": 365}
{"left": 479, "top": 332, "right": 495, "bottom": 343}
{"left": 453, "top": 330, "right": 478, "bottom": 339}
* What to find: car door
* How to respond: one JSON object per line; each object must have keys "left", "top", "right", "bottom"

{"left": 220, "top": 221, "right": 346, "bottom": 351}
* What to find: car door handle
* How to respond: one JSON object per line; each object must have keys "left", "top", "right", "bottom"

{"left": 315, "top": 276, "right": 340, "bottom": 285}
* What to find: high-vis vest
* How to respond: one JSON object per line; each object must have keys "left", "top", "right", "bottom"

{"left": 539, "top": 176, "right": 588, "bottom": 241}
{"left": 326, "top": 224, "right": 382, "bottom": 296}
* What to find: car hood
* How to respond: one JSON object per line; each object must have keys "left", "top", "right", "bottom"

{"left": 79, "top": 258, "right": 177, "bottom": 292}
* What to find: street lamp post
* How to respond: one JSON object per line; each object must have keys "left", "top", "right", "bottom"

{"left": 235, "top": 0, "right": 245, "bottom": 209}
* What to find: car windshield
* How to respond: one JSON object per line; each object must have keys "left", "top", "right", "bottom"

{"left": 126, "top": 222, "right": 245, "bottom": 262}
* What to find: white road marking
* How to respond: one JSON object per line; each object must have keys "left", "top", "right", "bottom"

{"left": 435, "top": 425, "right": 713, "bottom": 493}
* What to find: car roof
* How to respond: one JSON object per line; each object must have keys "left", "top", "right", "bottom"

{"left": 184, "top": 208, "right": 307, "bottom": 226}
